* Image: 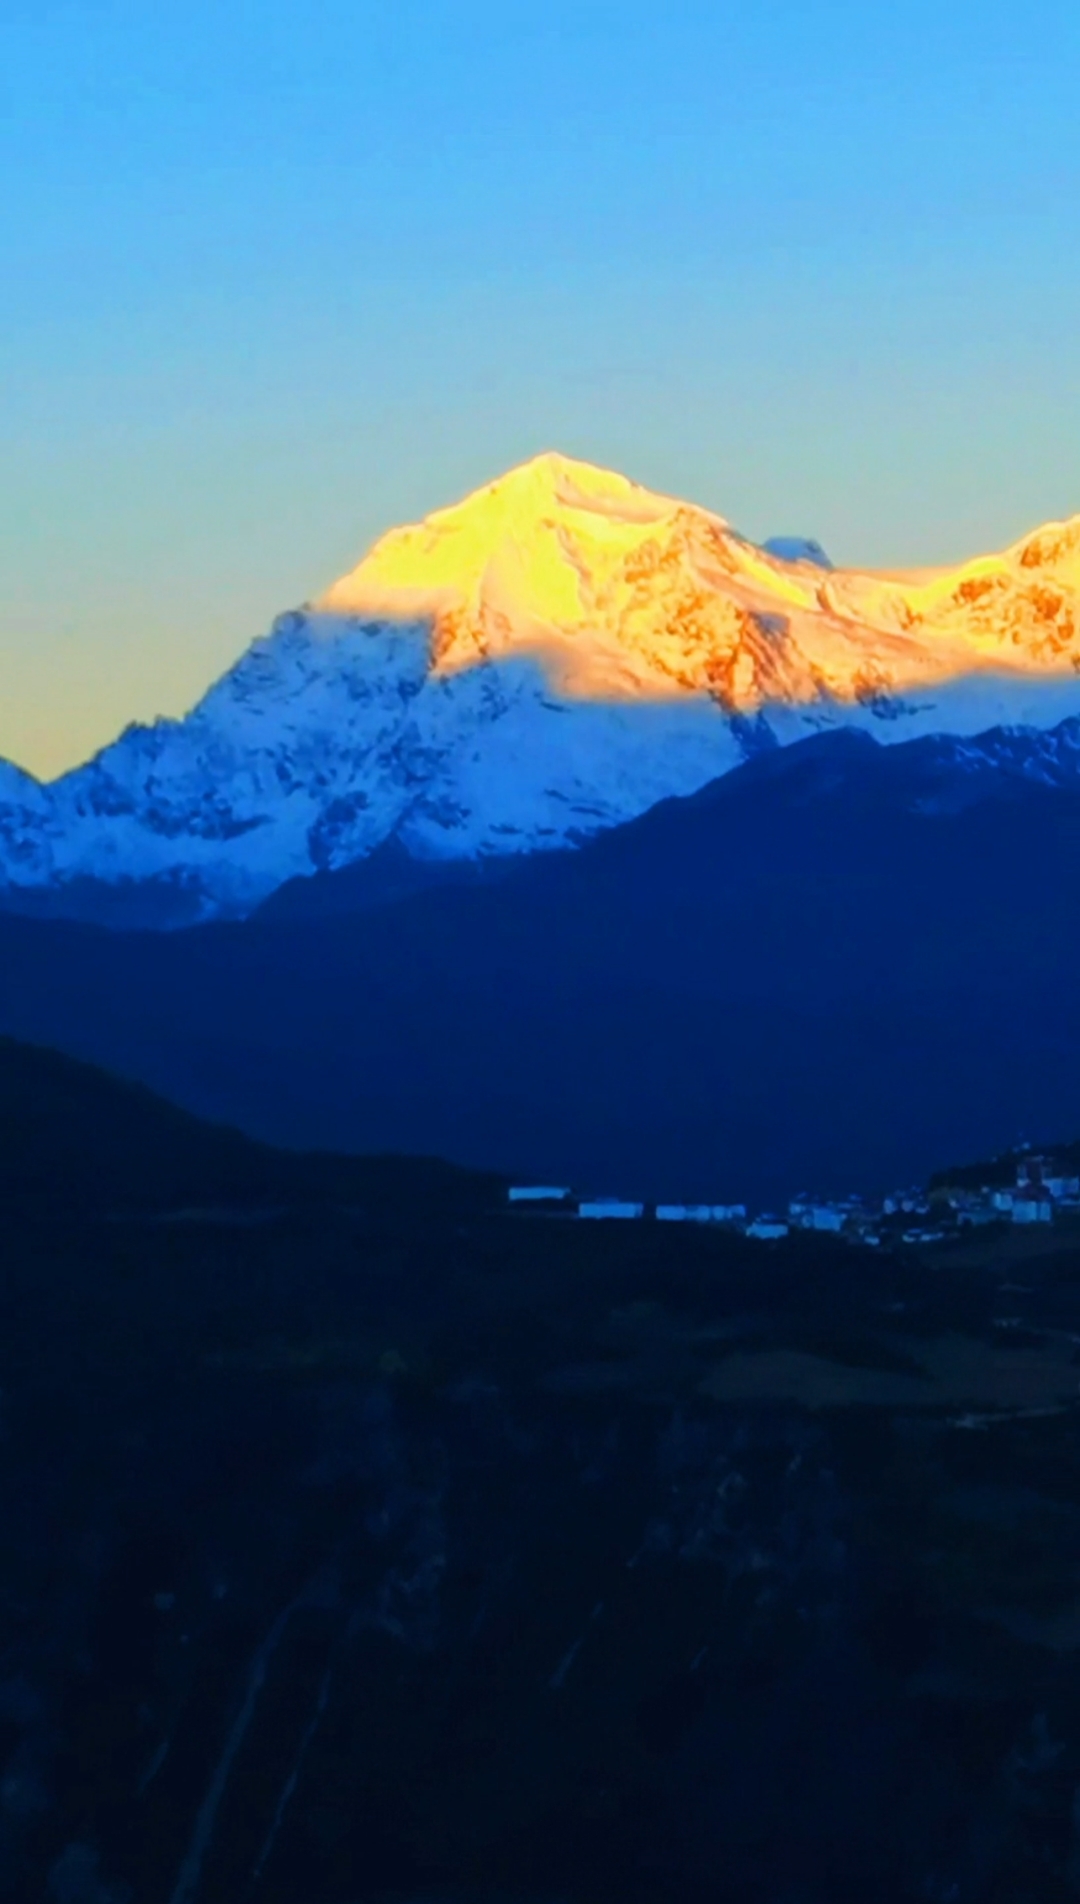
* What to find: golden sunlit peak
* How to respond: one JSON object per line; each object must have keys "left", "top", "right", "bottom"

{"left": 313, "top": 454, "right": 1080, "bottom": 727}
{"left": 398, "top": 450, "right": 694, "bottom": 539}
{"left": 317, "top": 452, "right": 715, "bottom": 623}
{"left": 465, "top": 450, "right": 681, "bottom": 513}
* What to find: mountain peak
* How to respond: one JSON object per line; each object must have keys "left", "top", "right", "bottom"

{"left": 480, "top": 448, "right": 659, "bottom": 494}
{"left": 1009, "top": 513, "right": 1080, "bottom": 578}
{"left": 4, "top": 455, "right": 1080, "bottom": 924}
{"left": 316, "top": 452, "right": 700, "bottom": 628}
{"left": 316, "top": 456, "right": 1080, "bottom": 715}
{"left": 761, "top": 535, "right": 834, "bottom": 571}
{"left": 413, "top": 449, "right": 684, "bottom": 515}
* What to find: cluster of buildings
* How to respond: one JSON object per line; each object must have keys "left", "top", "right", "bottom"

{"left": 950, "top": 1157, "right": 1080, "bottom": 1230}
{"left": 507, "top": 1152, "right": 1080, "bottom": 1249}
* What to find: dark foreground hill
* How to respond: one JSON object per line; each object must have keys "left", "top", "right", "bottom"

{"left": 3, "top": 727, "right": 1080, "bottom": 1203}
{"left": 8, "top": 1041, "right": 1080, "bottom": 1899}
{"left": 0, "top": 1036, "right": 498, "bottom": 1218}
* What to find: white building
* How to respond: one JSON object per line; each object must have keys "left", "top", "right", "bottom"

{"left": 508, "top": 1186, "right": 571, "bottom": 1204}
{"left": 1015, "top": 1156, "right": 1080, "bottom": 1200}
{"left": 1012, "top": 1192, "right": 1052, "bottom": 1225}
{"left": 789, "top": 1197, "right": 847, "bottom": 1232}
{"left": 578, "top": 1200, "right": 645, "bottom": 1221}
{"left": 656, "top": 1203, "right": 747, "bottom": 1225}
{"left": 747, "top": 1217, "right": 789, "bottom": 1241}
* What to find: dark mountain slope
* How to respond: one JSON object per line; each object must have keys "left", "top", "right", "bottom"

{"left": 1, "top": 728, "right": 1079, "bottom": 1204}
{"left": 0, "top": 1036, "right": 496, "bottom": 1217}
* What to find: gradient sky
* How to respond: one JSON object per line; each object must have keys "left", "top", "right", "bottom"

{"left": 3, "top": 0, "right": 1080, "bottom": 777}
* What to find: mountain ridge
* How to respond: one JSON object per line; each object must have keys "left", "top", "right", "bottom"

{"left": 3, "top": 452, "right": 1080, "bottom": 923}
{"left": 4, "top": 723, "right": 1080, "bottom": 1203}
{"left": 0, "top": 1033, "right": 499, "bottom": 1216}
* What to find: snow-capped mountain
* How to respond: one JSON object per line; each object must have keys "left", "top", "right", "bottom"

{"left": 4, "top": 451, "right": 1080, "bottom": 922}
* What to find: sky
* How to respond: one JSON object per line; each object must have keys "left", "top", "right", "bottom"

{"left": 3, "top": 0, "right": 1080, "bottom": 778}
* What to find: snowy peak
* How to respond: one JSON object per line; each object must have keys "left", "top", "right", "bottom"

{"left": 1010, "top": 514, "right": 1080, "bottom": 579}
{"left": 762, "top": 537, "right": 833, "bottom": 570}
{"left": 318, "top": 454, "right": 1080, "bottom": 714}
{"left": 0, "top": 760, "right": 46, "bottom": 806}
{"left": 3, "top": 455, "right": 1080, "bottom": 923}
{"left": 321, "top": 453, "right": 693, "bottom": 614}
{"left": 318, "top": 453, "right": 714, "bottom": 701}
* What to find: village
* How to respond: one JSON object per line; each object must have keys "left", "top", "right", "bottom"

{"left": 507, "top": 1151, "right": 1080, "bottom": 1249}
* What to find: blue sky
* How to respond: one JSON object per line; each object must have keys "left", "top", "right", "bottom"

{"left": 3, "top": 0, "right": 1080, "bottom": 773}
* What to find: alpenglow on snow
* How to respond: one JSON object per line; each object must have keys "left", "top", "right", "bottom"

{"left": 4, "top": 451, "right": 1080, "bottom": 922}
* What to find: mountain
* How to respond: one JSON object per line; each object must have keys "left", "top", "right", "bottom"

{"left": 0, "top": 1036, "right": 499, "bottom": 1218}
{"left": 3, "top": 722, "right": 1080, "bottom": 1205}
{"left": 3, "top": 453, "right": 1080, "bottom": 923}
{"left": 0, "top": 1035, "right": 496, "bottom": 1217}
{"left": 760, "top": 535, "right": 833, "bottom": 568}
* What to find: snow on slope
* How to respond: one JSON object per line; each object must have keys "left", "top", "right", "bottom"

{"left": 3, "top": 452, "right": 1080, "bottom": 920}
